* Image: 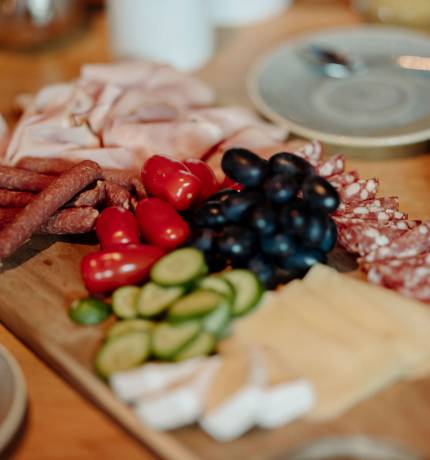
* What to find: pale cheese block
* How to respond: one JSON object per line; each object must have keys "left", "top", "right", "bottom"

{"left": 134, "top": 356, "right": 221, "bottom": 431}
{"left": 254, "top": 346, "right": 315, "bottom": 429}
{"left": 304, "top": 264, "right": 430, "bottom": 379}
{"left": 110, "top": 357, "right": 207, "bottom": 403}
{"left": 200, "top": 345, "right": 264, "bottom": 442}
{"left": 224, "top": 282, "right": 404, "bottom": 421}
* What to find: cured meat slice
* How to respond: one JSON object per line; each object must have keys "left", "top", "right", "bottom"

{"left": 0, "top": 165, "right": 54, "bottom": 192}
{"left": 0, "top": 160, "right": 102, "bottom": 261}
{"left": 0, "top": 189, "right": 34, "bottom": 207}
{"left": 338, "top": 178, "right": 379, "bottom": 203}
{"left": 316, "top": 155, "right": 345, "bottom": 178}
{"left": 294, "top": 140, "right": 323, "bottom": 166}
{"left": 336, "top": 221, "right": 411, "bottom": 256}
{"left": 337, "top": 197, "right": 400, "bottom": 213}
{"left": 327, "top": 171, "right": 359, "bottom": 190}
{"left": 335, "top": 208, "right": 407, "bottom": 222}
{"left": 363, "top": 220, "right": 430, "bottom": 264}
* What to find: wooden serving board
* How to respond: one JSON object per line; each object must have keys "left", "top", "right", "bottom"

{"left": 1, "top": 237, "right": 430, "bottom": 460}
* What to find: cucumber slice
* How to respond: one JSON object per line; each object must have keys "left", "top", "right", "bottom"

{"left": 69, "top": 298, "right": 111, "bottom": 325}
{"left": 150, "top": 248, "right": 207, "bottom": 286}
{"left": 198, "top": 275, "right": 234, "bottom": 303}
{"left": 152, "top": 321, "right": 201, "bottom": 360}
{"left": 175, "top": 331, "right": 216, "bottom": 361}
{"left": 168, "top": 289, "right": 225, "bottom": 321}
{"left": 112, "top": 286, "right": 140, "bottom": 319}
{"left": 137, "top": 282, "right": 184, "bottom": 317}
{"left": 203, "top": 301, "right": 231, "bottom": 337}
{"left": 96, "top": 331, "right": 151, "bottom": 378}
{"left": 106, "top": 319, "right": 155, "bottom": 340}
{"left": 222, "top": 269, "right": 263, "bottom": 316}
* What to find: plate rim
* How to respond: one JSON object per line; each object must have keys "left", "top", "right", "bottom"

{"left": 247, "top": 24, "right": 430, "bottom": 148}
{"left": 0, "top": 343, "right": 27, "bottom": 453}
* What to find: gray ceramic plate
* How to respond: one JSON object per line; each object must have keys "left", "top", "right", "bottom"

{"left": 0, "top": 344, "right": 26, "bottom": 453}
{"left": 248, "top": 26, "right": 430, "bottom": 148}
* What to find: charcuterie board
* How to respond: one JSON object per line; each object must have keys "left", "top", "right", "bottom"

{"left": 1, "top": 236, "right": 430, "bottom": 460}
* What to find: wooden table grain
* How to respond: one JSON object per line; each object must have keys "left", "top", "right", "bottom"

{"left": 1, "top": 1, "right": 430, "bottom": 459}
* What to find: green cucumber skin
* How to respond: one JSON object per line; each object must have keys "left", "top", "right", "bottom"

{"left": 69, "top": 298, "right": 111, "bottom": 326}
{"left": 106, "top": 319, "right": 155, "bottom": 340}
{"left": 112, "top": 286, "right": 140, "bottom": 319}
{"left": 197, "top": 276, "right": 235, "bottom": 303}
{"left": 137, "top": 283, "right": 185, "bottom": 318}
{"left": 174, "top": 332, "right": 216, "bottom": 361}
{"left": 152, "top": 322, "right": 201, "bottom": 361}
{"left": 150, "top": 248, "right": 208, "bottom": 287}
{"left": 167, "top": 289, "right": 224, "bottom": 322}
{"left": 222, "top": 270, "right": 264, "bottom": 317}
{"left": 95, "top": 331, "right": 151, "bottom": 378}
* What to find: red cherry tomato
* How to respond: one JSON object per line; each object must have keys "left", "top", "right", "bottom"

{"left": 163, "top": 169, "right": 201, "bottom": 210}
{"left": 81, "top": 244, "right": 164, "bottom": 294}
{"left": 221, "top": 176, "right": 244, "bottom": 191}
{"left": 183, "top": 159, "right": 219, "bottom": 201}
{"left": 95, "top": 206, "right": 140, "bottom": 249}
{"left": 135, "top": 198, "right": 190, "bottom": 250}
{"left": 141, "top": 155, "right": 187, "bottom": 198}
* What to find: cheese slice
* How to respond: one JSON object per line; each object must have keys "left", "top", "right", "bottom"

{"left": 110, "top": 357, "right": 207, "bottom": 403}
{"left": 200, "top": 345, "right": 264, "bottom": 442}
{"left": 224, "top": 281, "right": 404, "bottom": 421}
{"left": 304, "top": 264, "right": 430, "bottom": 379}
{"left": 134, "top": 357, "right": 221, "bottom": 431}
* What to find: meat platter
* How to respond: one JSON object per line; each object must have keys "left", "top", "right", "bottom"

{"left": 1, "top": 61, "right": 430, "bottom": 459}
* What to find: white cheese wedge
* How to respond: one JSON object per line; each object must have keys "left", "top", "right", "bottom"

{"left": 199, "top": 345, "right": 265, "bottom": 442}
{"left": 258, "top": 379, "right": 315, "bottom": 429}
{"left": 134, "top": 357, "right": 221, "bottom": 431}
{"left": 110, "top": 357, "right": 207, "bottom": 403}
{"left": 254, "top": 346, "right": 315, "bottom": 429}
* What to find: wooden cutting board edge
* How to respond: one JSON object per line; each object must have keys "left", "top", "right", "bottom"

{"left": 0, "top": 316, "right": 202, "bottom": 460}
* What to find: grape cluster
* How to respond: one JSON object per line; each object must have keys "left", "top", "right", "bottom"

{"left": 187, "top": 148, "right": 340, "bottom": 289}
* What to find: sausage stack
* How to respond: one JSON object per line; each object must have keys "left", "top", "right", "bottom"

{"left": 0, "top": 157, "right": 146, "bottom": 262}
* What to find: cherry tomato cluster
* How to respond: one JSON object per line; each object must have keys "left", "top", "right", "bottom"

{"left": 81, "top": 155, "right": 222, "bottom": 294}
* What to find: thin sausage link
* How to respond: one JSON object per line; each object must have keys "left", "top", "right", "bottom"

{"left": 0, "top": 165, "right": 54, "bottom": 192}
{"left": 0, "top": 160, "right": 102, "bottom": 260}
{"left": 0, "top": 189, "right": 34, "bottom": 207}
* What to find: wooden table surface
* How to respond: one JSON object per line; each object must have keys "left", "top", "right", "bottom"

{"left": 1, "top": 1, "right": 430, "bottom": 459}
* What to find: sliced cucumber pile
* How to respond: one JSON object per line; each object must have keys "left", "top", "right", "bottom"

{"left": 84, "top": 248, "right": 265, "bottom": 376}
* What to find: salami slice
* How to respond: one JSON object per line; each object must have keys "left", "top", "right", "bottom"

{"left": 336, "top": 220, "right": 411, "bottom": 256}
{"left": 363, "top": 220, "right": 430, "bottom": 264}
{"left": 294, "top": 140, "right": 323, "bottom": 166}
{"left": 367, "top": 253, "right": 430, "bottom": 302}
{"left": 338, "top": 178, "right": 379, "bottom": 203}
{"left": 334, "top": 208, "right": 407, "bottom": 223}
{"left": 327, "top": 171, "right": 359, "bottom": 190}
{"left": 337, "top": 196, "right": 400, "bottom": 213}
{"left": 316, "top": 155, "right": 345, "bottom": 177}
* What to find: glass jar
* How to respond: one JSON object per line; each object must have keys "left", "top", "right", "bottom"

{"left": 352, "top": 0, "right": 430, "bottom": 29}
